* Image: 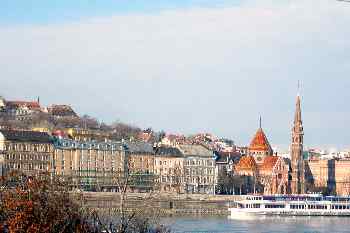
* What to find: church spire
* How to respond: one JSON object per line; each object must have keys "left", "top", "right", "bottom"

{"left": 259, "top": 116, "right": 262, "bottom": 129}
{"left": 294, "top": 95, "right": 302, "bottom": 125}
{"left": 290, "top": 87, "right": 305, "bottom": 194}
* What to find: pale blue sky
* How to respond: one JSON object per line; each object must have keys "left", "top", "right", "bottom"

{"left": 0, "top": 0, "right": 242, "bottom": 25}
{"left": 0, "top": 0, "right": 350, "bottom": 150}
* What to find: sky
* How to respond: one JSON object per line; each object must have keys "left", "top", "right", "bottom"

{"left": 1, "top": 0, "right": 350, "bottom": 150}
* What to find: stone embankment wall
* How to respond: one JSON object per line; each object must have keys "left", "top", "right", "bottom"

{"left": 78, "top": 192, "right": 244, "bottom": 216}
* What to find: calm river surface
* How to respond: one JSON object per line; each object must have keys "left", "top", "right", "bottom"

{"left": 162, "top": 216, "right": 350, "bottom": 233}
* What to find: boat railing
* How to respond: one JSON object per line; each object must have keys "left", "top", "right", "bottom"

{"left": 233, "top": 195, "right": 350, "bottom": 205}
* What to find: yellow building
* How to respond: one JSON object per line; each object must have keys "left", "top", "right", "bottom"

{"left": 335, "top": 159, "right": 350, "bottom": 195}
{"left": 154, "top": 146, "right": 184, "bottom": 193}
{"left": 32, "top": 127, "right": 51, "bottom": 133}
{"left": 125, "top": 142, "right": 156, "bottom": 192}
{"left": 52, "top": 137, "right": 128, "bottom": 191}
{"left": 0, "top": 130, "right": 53, "bottom": 176}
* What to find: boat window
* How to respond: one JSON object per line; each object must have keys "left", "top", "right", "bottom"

{"left": 308, "top": 205, "right": 326, "bottom": 209}
{"left": 315, "top": 205, "right": 326, "bottom": 210}
{"left": 265, "top": 204, "right": 285, "bottom": 209}
{"left": 290, "top": 204, "right": 305, "bottom": 209}
{"left": 331, "top": 205, "right": 349, "bottom": 210}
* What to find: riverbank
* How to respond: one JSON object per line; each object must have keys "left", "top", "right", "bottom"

{"left": 78, "top": 192, "right": 244, "bottom": 216}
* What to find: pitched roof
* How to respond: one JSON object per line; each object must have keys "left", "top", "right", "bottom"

{"left": 53, "top": 136, "right": 124, "bottom": 151}
{"left": 235, "top": 155, "right": 257, "bottom": 170}
{"left": 6, "top": 101, "right": 41, "bottom": 109}
{"left": 249, "top": 128, "right": 272, "bottom": 152}
{"left": 215, "top": 151, "right": 241, "bottom": 163}
{"left": 178, "top": 144, "right": 213, "bottom": 157}
{"left": 155, "top": 146, "right": 183, "bottom": 157}
{"left": 260, "top": 155, "right": 279, "bottom": 170}
{"left": 124, "top": 141, "right": 154, "bottom": 154}
{"left": 0, "top": 130, "right": 52, "bottom": 143}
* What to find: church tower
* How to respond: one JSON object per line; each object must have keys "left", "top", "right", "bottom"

{"left": 248, "top": 117, "right": 273, "bottom": 164}
{"left": 290, "top": 94, "right": 305, "bottom": 194}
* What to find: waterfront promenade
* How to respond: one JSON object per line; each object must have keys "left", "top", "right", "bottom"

{"left": 80, "top": 192, "right": 244, "bottom": 216}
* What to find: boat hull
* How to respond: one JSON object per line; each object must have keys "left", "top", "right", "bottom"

{"left": 229, "top": 208, "right": 350, "bottom": 218}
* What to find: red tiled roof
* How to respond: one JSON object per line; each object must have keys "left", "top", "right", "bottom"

{"left": 6, "top": 101, "right": 41, "bottom": 109}
{"left": 260, "top": 155, "right": 279, "bottom": 170}
{"left": 235, "top": 155, "right": 257, "bottom": 170}
{"left": 249, "top": 128, "right": 272, "bottom": 152}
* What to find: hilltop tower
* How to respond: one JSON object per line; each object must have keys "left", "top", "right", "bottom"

{"left": 290, "top": 94, "right": 305, "bottom": 194}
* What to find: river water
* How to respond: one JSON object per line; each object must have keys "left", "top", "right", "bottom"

{"left": 162, "top": 216, "right": 350, "bottom": 233}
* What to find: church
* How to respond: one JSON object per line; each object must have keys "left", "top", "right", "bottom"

{"left": 234, "top": 94, "right": 305, "bottom": 195}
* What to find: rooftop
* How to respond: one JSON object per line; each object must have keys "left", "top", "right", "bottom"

{"left": 6, "top": 101, "right": 41, "bottom": 109}
{"left": 53, "top": 136, "right": 124, "bottom": 150}
{"left": 249, "top": 127, "right": 272, "bottom": 152}
{"left": 124, "top": 141, "right": 154, "bottom": 154}
{"left": 235, "top": 155, "right": 257, "bottom": 170}
{"left": 178, "top": 144, "right": 213, "bottom": 157}
{"left": 155, "top": 146, "right": 183, "bottom": 157}
{"left": 260, "top": 155, "right": 279, "bottom": 170}
{"left": 0, "top": 130, "right": 52, "bottom": 143}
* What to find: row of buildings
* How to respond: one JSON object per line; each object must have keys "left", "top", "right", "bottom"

{"left": 1, "top": 94, "right": 350, "bottom": 196}
{"left": 0, "top": 129, "right": 224, "bottom": 194}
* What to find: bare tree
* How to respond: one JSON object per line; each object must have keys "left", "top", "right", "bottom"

{"left": 0, "top": 171, "right": 93, "bottom": 233}
{"left": 171, "top": 164, "right": 183, "bottom": 194}
{"left": 110, "top": 121, "right": 141, "bottom": 140}
{"left": 87, "top": 170, "right": 167, "bottom": 233}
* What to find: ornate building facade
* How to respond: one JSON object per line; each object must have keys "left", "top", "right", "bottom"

{"left": 290, "top": 95, "right": 305, "bottom": 194}
{"left": 259, "top": 156, "right": 290, "bottom": 194}
{"left": 234, "top": 119, "right": 290, "bottom": 195}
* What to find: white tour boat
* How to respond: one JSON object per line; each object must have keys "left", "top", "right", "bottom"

{"left": 228, "top": 195, "right": 350, "bottom": 219}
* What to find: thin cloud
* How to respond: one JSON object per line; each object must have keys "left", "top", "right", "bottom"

{"left": 0, "top": 0, "right": 349, "bottom": 149}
